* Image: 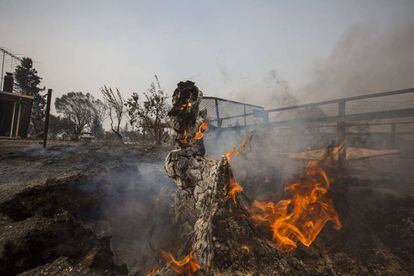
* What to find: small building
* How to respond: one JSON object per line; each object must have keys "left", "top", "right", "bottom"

{"left": 0, "top": 73, "right": 33, "bottom": 138}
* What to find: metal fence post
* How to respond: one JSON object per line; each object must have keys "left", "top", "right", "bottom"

{"left": 337, "top": 100, "right": 346, "bottom": 164}
{"left": 243, "top": 104, "right": 247, "bottom": 126}
{"left": 215, "top": 98, "right": 222, "bottom": 128}
{"left": 262, "top": 110, "right": 269, "bottom": 123}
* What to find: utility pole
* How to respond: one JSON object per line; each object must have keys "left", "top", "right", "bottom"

{"left": 43, "top": 89, "right": 52, "bottom": 148}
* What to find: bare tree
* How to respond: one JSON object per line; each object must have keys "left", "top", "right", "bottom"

{"left": 126, "top": 75, "right": 169, "bottom": 144}
{"left": 101, "top": 86, "right": 124, "bottom": 140}
{"left": 55, "top": 92, "right": 98, "bottom": 139}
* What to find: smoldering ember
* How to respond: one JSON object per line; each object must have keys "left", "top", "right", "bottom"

{"left": 1, "top": 2, "right": 414, "bottom": 276}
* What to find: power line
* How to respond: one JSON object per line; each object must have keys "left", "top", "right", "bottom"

{"left": 0, "top": 47, "right": 23, "bottom": 89}
{"left": 0, "top": 47, "right": 22, "bottom": 62}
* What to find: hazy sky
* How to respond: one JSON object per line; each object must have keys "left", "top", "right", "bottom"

{"left": 0, "top": 0, "right": 412, "bottom": 110}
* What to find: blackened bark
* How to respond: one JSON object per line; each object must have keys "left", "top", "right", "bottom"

{"left": 163, "top": 81, "right": 305, "bottom": 274}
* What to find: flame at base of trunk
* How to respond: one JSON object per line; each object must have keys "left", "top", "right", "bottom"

{"left": 161, "top": 250, "right": 201, "bottom": 276}
{"left": 225, "top": 175, "right": 243, "bottom": 203}
{"left": 250, "top": 159, "right": 342, "bottom": 252}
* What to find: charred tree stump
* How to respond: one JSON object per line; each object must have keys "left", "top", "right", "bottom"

{"left": 164, "top": 81, "right": 308, "bottom": 274}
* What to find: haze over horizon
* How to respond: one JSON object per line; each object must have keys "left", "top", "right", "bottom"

{"left": 1, "top": 0, "right": 413, "bottom": 114}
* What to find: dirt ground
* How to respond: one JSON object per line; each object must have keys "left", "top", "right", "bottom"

{"left": 0, "top": 139, "right": 413, "bottom": 275}
{"left": 0, "top": 140, "right": 177, "bottom": 275}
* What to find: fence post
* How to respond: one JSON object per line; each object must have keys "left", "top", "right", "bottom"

{"left": 262, "top": 110, "right": 269, "bottom": 123}
{"left": 43, "top": 89, "right": 52, "bottom": 148}
{"left": 243, "top": 104, "right": 247, "bottom": 126}
{"left": 337, "top": 100, "right": 346, "bottom": 164}
{"left": 215, "top": 98, "right": 222, "bottom": 128}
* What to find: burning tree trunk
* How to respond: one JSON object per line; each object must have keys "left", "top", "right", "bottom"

{"left": 164, "top": 81, "right": 310, "bottom": 274}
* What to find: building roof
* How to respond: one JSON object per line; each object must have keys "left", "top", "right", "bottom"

{"left": 0, "top": 91, "right": 34, "bottom": 102}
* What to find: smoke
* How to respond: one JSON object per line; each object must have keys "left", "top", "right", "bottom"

{"left": 299, "top": 18, "right": 414, "bottom": 101}
{"left": 230, "top": 9, "right": 414, "bottom": 109}
{"left": 216, "top": 59, "right": 230, "bottom": 84}
{"left": 228, "top": 70, "right": 297, "bottom": 109}
{"left": 204, "top": 15, "right": 414, "bottom": 200}
{"left": 82, "top": 149, "right": 177, "bottom": 274}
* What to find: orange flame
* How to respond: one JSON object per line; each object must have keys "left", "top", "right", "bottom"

{"left": 225, "top": 147, "right": 237, "bottom": 161}
{"left": 225, "top": 132, "right": 254, "bottom": 161}
{"left": 241, "top": 245, "right": 251, "bottom": 253}
{"left": 194, "top": 121, "right": 208, "bottom": 140}
{"left": 147, "top": 266, "right": 157, "bottom": 276}
{"left": 250, "top": 152, "right": 342, "bottom": 252}
{"left": 178, "top": 102, "right": 193, "bottom": 110}
{"left": 225, "top": 174, "right": 243, "bottom": 203}
{"left": 161, "top": 251, "right": 201, "bottom": 276}
{"left": 178, "top": 121, "right": 208, "bottom": 145}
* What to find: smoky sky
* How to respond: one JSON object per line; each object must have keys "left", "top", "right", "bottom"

{"left": 299, "top": 17, "right": 414, "bottom": 102}
{"left": 234, "top": 1, "right": 414, "bottom": 108}
{"left": 1, "top": 0, "right": 413, "bottom": 121}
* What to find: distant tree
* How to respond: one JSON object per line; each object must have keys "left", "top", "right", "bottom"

{"left": 125, "top": 122, "right": 130, "bottom": 133}
{"left": 125, "top": 75, "right": 169, "bottom": 144}
{"left": 121, "top": 122, "right": 130, "bottom": 141}
{"left": 90, "top": 117, "right": 105, "bottom": 139}
{"left": 55, "top": 92, "right": 102, "bottom": 139}
{"left": 89, "top": 99, "right": 106, "bottom": 138}
{"left": 14, "top": 57, "right": 45, "bottom": 135}
{"left": 101, "top": 86, "right": 124, "bottom": 140}
{"left": 48, "top": 114, "right": 76, "bottom": 139}
{"left": 48, "top": 114, "right": 60, "bottom": 139}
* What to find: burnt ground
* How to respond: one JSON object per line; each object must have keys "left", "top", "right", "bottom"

{"left": 0, "top": 140, "right": 178, "bottom": 275}
{"left": 0, "top": 139, "right": 414, "bottom": 275}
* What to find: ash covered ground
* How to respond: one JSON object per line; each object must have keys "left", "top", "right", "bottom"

{"left": 0, "top": 139, "right": 413, "bottom": 275}
{"left": 0, "top": 140, "right": 178, "bottom": 275}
